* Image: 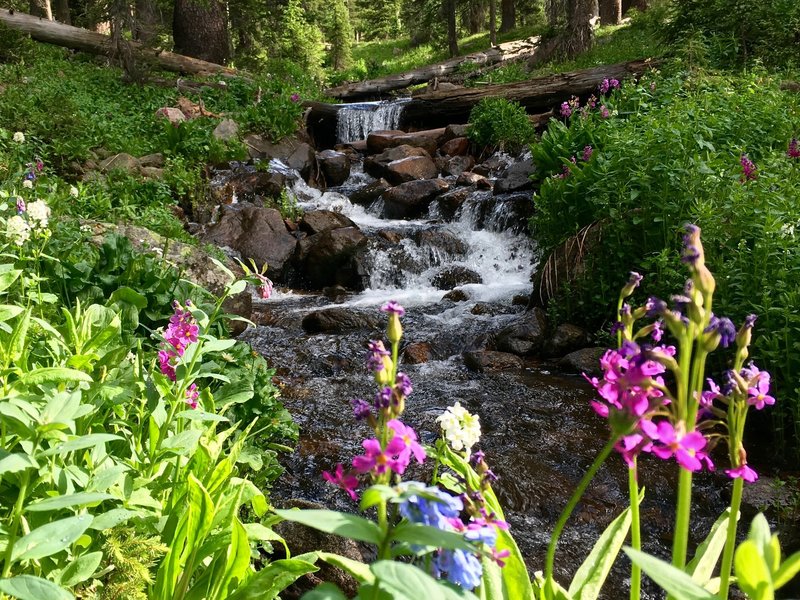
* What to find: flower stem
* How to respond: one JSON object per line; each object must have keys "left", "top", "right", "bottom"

{"left": 628, "top": 463, "right": 641, "bottom": 600}
{"left": 717, "top": 476, "right": 743, "bottom": 599}
{"left": 1, "top": 471, "right": 30, "bottom": 578}
{"left": 671, "top": 467, "right": 693, "bottom": 572}
{"left": 544, "top": 437, "right": 617, "bottom": 591}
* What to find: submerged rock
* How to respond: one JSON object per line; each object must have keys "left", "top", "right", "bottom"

{"left": 382, "top": 179, "right": 450, "bottom": 219}
{"left": 301, "top": 308, "right": 379, "bottom": 333}
{"left": 495, "top": 307, "right": 548, "bottom": 356}
{"left": 431, "top": 265, "right": 482, "bottom": 290}
{"left": 463, "top": 350, "right": 524, "bottom": 372}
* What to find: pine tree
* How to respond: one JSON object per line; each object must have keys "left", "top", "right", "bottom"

{"left": 328, "top": 0, "right": 354, "bottom": 71}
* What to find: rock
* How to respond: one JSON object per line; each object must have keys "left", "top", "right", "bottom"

{"left": 377, "top": 230, "right": 403, "bottom": 244}
{"left": 350, "top": 179, "right": 391, "bottom": 206}
{"left": 456, "top": 171, "right": 492, "bottom": 189}
{"left": 155, "top": 106, "right": 186, "bottom": 125}
{"left": 463, "top": 350, "right": 523, "bottom": 372}
{"left": 495, "top": 307, "right": 548, "bottom": 356}
{"left": 740, "top": 476, "right": 796, "bottom": 519}
{"left": 300, "top": 210, "right": 356, "bottom": 235}
{"left": 301, "top": 308, "right": 379, "bottom": 333}
{"left": 364, "top": 145, "right": 431, "bottom": 180}
{"left": 139, "top": 153, "right": 165, "bottom": 168}
{"left": 367, "top": 128, "right": 446, "bottom": 156}
{"left": 443, "top": 289, "right": 470, "bottom": 302}
{"left": 559, "top": 347, "right": 606, "bottom": 376}
{"left": 431, "top": 266, "right": 482, "bottom": 290}
{"left": 472, "top": 164, "right": 490, "bottom": 177}
{"left": 243, "top": 134, "right": 317, "bottom": 181}
{"left": 403, "top": 342, "right": 433, "bottom": 364}
{"left": 440, "top": 136, "right": 470, "bottom": 157}
{"left": 323, "top": 285, "right": 348, "bottom": 301}
{"left": 512, "top": 294, "right": 529, "bottom": 306}
{"left": 442, "top": 155, "right": 475, "bottom": 177}
{"left": 382, "top": 179, "right": 450, "bottom": 219}
{"left": 546, "top": 323, "right": 591, "bottom": 357}
{"left": 213, "top": 118, "right": 239, "bottom": 142}
{"left": 139, "top": 166, "right": 164, "bottom": 179}
{"left": 296, "top": 227, "right": 368, "bottom": 289}
{"left": 495, "top": 158, "right": 534, "bottom": 193}
{"left": 436, "top": 187, "right": 472, "bottom": 219}
{"left": 317, "top": 149, "right": 351, "bottom": 187}
{"left": 444, "top": 124, "right": 469, "bottom": 141}
{"left": 414, "top": 229, "right": 467, "bottom": 256}
{"left": 483, "top": 192, "right": 534, "bottom": 234}
{"left": 470, "top": 302, "right": 506, "bottom": 316}
{"left": 201, "top": 204, "right": 297, "bottom": 280}
{"left": 210, "top": 170, "right": 286, "bottom": 207}
{"left": 99, "top": 153, "right": 139, "bottom": 173}
{"left": 366, "top": 129, "right": 406, "bottom": 153}
{"left": 385, "top": 155, "right": 439, "bottom": 184}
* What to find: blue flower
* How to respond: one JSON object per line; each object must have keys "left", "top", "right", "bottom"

{"left": 436, "top": 549, "right": 483, "bottom": 590}
{"left": 398, "top": 485, "right": 462, "bottom": 530}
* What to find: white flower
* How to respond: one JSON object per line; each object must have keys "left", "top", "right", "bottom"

{"left": 436, "top": 402, "right": 481, "bottom": 455}
{"left": 69, "top": 186, "right": 79, "bottom": 198}
{"left": 6, "top": 215, "right": 31, "bottom": 246}
{"left": 26, "top": 200, "right": 50, "bottom": 229}
{"left": 780, "top": 223, "right": 796, "bottom": 239}
{"left": 22, "top": 179, "right": 33, "bottom": 189}
{"left": 12, "top": 132, "right": 25, "bottom": 143}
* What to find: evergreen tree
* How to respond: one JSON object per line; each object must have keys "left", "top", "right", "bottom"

{"left": 328, "top": 0, "right": 353, "bottom": 71}
{"left": 280, "top": 0, "right": 326, "bottom": 79}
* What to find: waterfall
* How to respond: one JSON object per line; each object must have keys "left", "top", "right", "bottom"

{"left": 335, "top": 99, "right": 411, "bottom": 144}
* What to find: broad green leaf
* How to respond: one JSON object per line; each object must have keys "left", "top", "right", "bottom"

{"left": 371, "top": 560, "right": 480, "bottom": 600}
{"left": 568, "top": 505, "right": 632, "bottom": 599}
{"left": 108, "top": 286, "right": 148, "bottom": 309}
{"left": 26, "top": 492, "right": 114, "bottom": 513}
{"left": 161, "top": 429, "right": 202, "bottom": 455}
{"left": 59, "top": 551, "right": 103, "bottom": 587}
{"left": 228, "top": 279, "right": 248, "bottom": 296}
{"left": 40, "top": 434, "right": 122, "bottom": 456}
{"left": 359, "top": 485, "right": 398, "bottom": 510}
{"left": 749, "top": 514, "right": 772, "bottom": 557}
{"left": 21, "top": 368, "right": 93, "bottom": 386}
{"left": 243, "top": 523, "right": 285, "bottom": 543}
{"left": 185, "top": 474, "right": 215, "bottom": 560}
{"left": 0, "top": 452, "right": 39, "bottom": 475}
{"left": 0, "top": 575, "right": 73, "bottom": 600}
{"left": 12, "top": 515, "right": 92, "bottom": 562}
{"left": 735, "top": 540, "right": 773, "bottom": 600}
{"left": 0, "top": 268, "right": 22, "bottom": 294}
{"left": 301, "top": 582, "right": 348, "bottom": 600}
{"left": 215, "top": 517, "right": 252, "bottom": 598}
{"left": 202, "top": 337, "right": 238, "bottom": 353}
{"left": 177, "top": 410, "right": 229, "bottom": 423}
{"left": 317, "top": 552, "right": 375, "bottom": 583}
{"left": 89, "top": 508, "right": 141, "bottom": 530}
{"left": 624, "top": 548, "right": 716, "bottom": 600}
{"left": 774, "top": 550, "right": 800, "bottom": 589}
{"left": 687, "top": 508, "right": 733, "bottom": 584}
{"left": 214, "top": 379, "right": 254, "bottom": 408}
{"left": 390, "top": 523, "right": 476, "bottom": 552}
{"left": 0, "top": 304, "right": 24, "bottom": 322}
{"left": 9, "top": 307, "right": 32, "bottom": 364}
{"left": 87, "top": 464, "right": 130, "bottom": 492}
{"left": 274, "top": 509, "right": 382, "bottom": 545}
{"left": 226, "top": 557, "right": 319, "bottom": 600}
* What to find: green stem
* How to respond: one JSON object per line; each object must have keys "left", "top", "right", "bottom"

{"left": 628, "top": 463, "right": 641, "bottom": 600}
{"left": 376, "top": 500, "right": 391, "bottom": 560}
{"left": 1, "top": 471, "right": 30, "bottom": 578}
{"left": 671, "top": 467, "right": 693, "bottom": 572}
{"left": 717, "top": 477, "right": 743, "bottom": 599}
{"left": 544, "top": 437, "right": 617, "bottom": 591}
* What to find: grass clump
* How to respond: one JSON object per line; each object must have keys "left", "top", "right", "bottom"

{"left": 467, "top": 98, "right": 535, "bottom": 154}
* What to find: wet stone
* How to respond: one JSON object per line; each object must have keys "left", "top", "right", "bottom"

{"left": 431, "top": 265, "right": 482, "bottom": 290}
{"left": 301, "top": 308, "right": 380, "bottom": 334}
{"left": 463, "top": 350, "right": 524, "bottom": 372}
{"left": 350, "top": 178, "right": 391, "bottom": 206}
{"left": 403, "top": 342, "right": 433, "bottom": 364}
{"left": 559, "top": 347, "right": 606, "bottom": 376}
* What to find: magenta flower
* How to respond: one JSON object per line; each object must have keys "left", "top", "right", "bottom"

{"left": 740, "top": 154, "right": 757, "bottom": 181}
{"left": 255, "top": 273, "right": 273, "bottom": 299}
{"left": 788, "top": 138, "right": 800, "bottom": 159}
{"left": 15, "top": 198, "right": 25, "bottom": 214}
{"left": 609, "top": 78, "right": 620, "bottom": 89}
{"left": 582, "top": 145, "right": 593, "bottom": 161}
{"left": 323, "top": 464, "right": 359, "bottom": 500}
{"left": 651, "top": 320, "right": 664, "bottom": 342}
{"left": 387, "top": 419, "right": 427, "bottom": 465}
{"left": 599, "top": 79, "right": 610, "bottom": 94}
{"left": 560, "top": 102, "right": 572, "bottom": 118}
{"left": 352, "top": 436, "right": 409, "bottom": 475}
{"left": 185, "top": 383, "right": 199, "bottom": 409}
{"left": 352, "top": 398, "right": 372, "bottom": 420}
{"left": 600, "top": 105, "right": 610, "bottom": 119}
{"left": 725, "top": 463, "right": 758, "bottom": 483}
{"left": 650, "top": 421, "right": 713, "bottom": 472}
{"left": 366, "top": 340, "right": 390, "bottom": 372}
{"left": 395, "top": 372, "right": 413, "bottom": 396}
{"left": 616, "top": 432, "right": 653, "bottom": 467}
{"left": 158, "top": 348, "right": 177, "bottom": 381}
{"left": 381, "top": 300, "right": 405, "bottom": 316}
{"left": 165, "top": 301, "right": 199, "bottom": 354}
{"left": 747, "top": 371, "right": 775, "bottom": 410}
{"left": 700, "top": 378, "right": 723, "bottom": 407}
{"left": 290, "top": 93, "right": 301, "bottom": 103}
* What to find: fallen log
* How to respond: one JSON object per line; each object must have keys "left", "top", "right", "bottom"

{"left": 0, "top": 8, "right": 242, "bottom": 78}
{"left": 325, "top": 36, "right": 542, "bottom": 100}
{"left": 401, "top": 59, "right": 656, "bottom": 127}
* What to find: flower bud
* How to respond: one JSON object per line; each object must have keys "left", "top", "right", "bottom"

{"left": 387, "top": 313, "right": 403, "bottom": 345}
{"left": 620, "top": 272, "right": 643, "bottom": 300}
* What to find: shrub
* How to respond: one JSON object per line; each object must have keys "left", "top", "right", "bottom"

{"left": 466, "top": 98, "right": 536, "bottom": 154}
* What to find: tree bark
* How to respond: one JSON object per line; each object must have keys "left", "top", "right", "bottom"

{"left": 446, "top": 0, "right": 459, "bottom": 58}
{"left": 489, "top": 0, "right": 496, "bottom": 45}
{"left": 500, "top": 0, "right": 515, "bottom": 32}
{"left": 53, "top": 0, "right": 70, "bottom": 24}
{"left": 173, "top": 0, "right": 231, "bottom": 65}
{"left": 0, "top": 8, "right": 243, "bottom": 77}
{"left": 599, "top": 0, "right": 622, "bottom": 25}
{"left": 133, "top": 0, "right": 158, "bottom": 43}
{"left": 325, "top": 35, "right": 541, "bottom": 99}
{"left": 29, "top": 0, "right": 53, "bottom": 20}
{"left": 563, "top": 0, "right": 592, "bottom": 57}
{"left": 402, "top": 59, "right": 654, "bottom": 126}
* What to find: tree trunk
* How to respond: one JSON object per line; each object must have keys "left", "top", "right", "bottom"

{"left": 547, "top": 0, "right": 563, "bottom": 27}
{"left": 173, "top": 0, "right": 230, "bottom": 65}
{"left": 0, "top": 8, "right": 243, "bottom": 77}
{"left": 53, "top": 0, "right": 70, "bottom": 24}
{"left": 133, "top": 0, "right": 158, "bottom": 43}
{"left": 598, "top": 0, "right": 622, "bottom": 25}
{"left": 500, "top": 0, "right": 515, "bottom": 32}
{"left": 446, "top": 0, "right": 459, "bottom": 57}
{"left": 466, "top": 1, "right": 485, "bottom": 34}
{"left": 489, "top": 0, "right": 496, "bottom": 45}
{"left": 29, "top": 0, "right": 53, "bottom": 20}
{"left": 325, "top": 35, "right": 541, "bottom": 99}
{"left": 563, "top": 0, "right": 592, "bottom": 57}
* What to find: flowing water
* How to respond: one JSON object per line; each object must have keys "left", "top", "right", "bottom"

{"left": 226, "top": 158, "right": 764, "bottom": 598}
{"left": 335, "top": 99, "right": 411, "bottom": 144}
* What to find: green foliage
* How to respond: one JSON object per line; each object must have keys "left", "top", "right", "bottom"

{"left": 467, "top": 98, "right": 535, "bottom": 153}
{"left": 327, "top": 0, "right": 354, "bottom": 72}
{"left": 279, "top": 0, "right": 326, "bottom": 82}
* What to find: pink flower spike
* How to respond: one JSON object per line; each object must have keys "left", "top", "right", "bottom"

{"left": 387, "top": 419, "right": 427, "bottom": 464}
{"left": 725, "top": 464, "right": 758, "bottom": 483}
{"left": 185, "top": 383, "right": 199, "bottom": 409}
{"left": 323, "top": 464, "right": 359, "bottom": 500}
{"left": 352, "top": 436, "right": 408, "bottom": 475}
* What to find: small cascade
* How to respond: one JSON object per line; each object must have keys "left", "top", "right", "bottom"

{"left": 335, "top": 99, "right": 411, "bottom": 144}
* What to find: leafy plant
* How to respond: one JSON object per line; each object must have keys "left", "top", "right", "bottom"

{"left": 467, "top": 98, "right": 535, "bottom": 154}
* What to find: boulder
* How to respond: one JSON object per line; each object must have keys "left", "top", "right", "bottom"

{"left": 201, "top": 204, "right": 297, "bottom": 280}
{"left": 367, "top": 128, "right": 446, "bottom": 156}
{"left": 440, "top": 136, "right": 470, "bottom": 157}
{"left": 546, "top": 323, "right": 591, "bottom": 357}
{"left": 364, "top": 145, "right": 431, "bottom": 180}
{"left": 210, "top": 170, "right": 286, "bottom": 206}
{"left": 442, "top": 155, "right": 475, "bottom": 177}
{"left": 99, "top": 153, "right": 139, "bottom": 173}
{"left": 243, "top": 134, "right": 317, "bottom": 181}
{"left": 382, "top": 179, "right": 450, "bottom": 219}
{"left": 301, "top": 308, "right": 379, "bottom": 333}
{"left": 456, "top": 172, "right": 490, "bottom": 187}
{"left": 350, "top": 178, "right": 391, "bottom": 206}
{"left": 300, "top": 210, "right": 356, "bottom": 235}
{"left": 415, "top": 229, "right": 468, "bottom": 256}
{"left": 482, "top": 192, "right": 534, "bottom": 234}
{"left": 366, "top": 129, "right": 406, "bottom": 153}
{"left": 463, "top": 350, "right": 523, "bottom": 373}
{"left": 296, "top": 227, "right": 368, "bottom": 289}
{"left": 213, "top": 118, "right": 239, "bottom": 142}
{"left": 431, "top": 266, "right": 482, "bottom": 290}
{"left": 495, "top": 307, "right": 548, "bottom": 356}
{"left": 403, "top": 342, "right": 433, "bottom": 364}
{"left": 155, "top": 106, "right": 186, "bottom": 125}
{"left": 385, "top": 155, "right": 439, "bottom": 184}
{"left": 139, "top": 153, "right": 165, "bottom": 168}
{"left": 377, "top": 230, "right": 403, "bottom": 244}
{"left": 139, "top": 166, "right": 164, "bottom": 179}
{"left": 443, "top": 289, "right": 470, "bottom": 302}
{"left": 317, "top": 149, "right": 351, "bottom": 187}
{"left": 436, "top": 187, "right": 472, "bottom": 219}
{"left": 495, "top": 158, "right": 534, "bottom": 193}
{"left": 559, "top": 347, "right": 606, "bottom": 376}
{"left": 444, "top": 124, "right": 469, "bottom": 141}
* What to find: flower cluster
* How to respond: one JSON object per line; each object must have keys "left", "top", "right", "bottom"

{"left": 12, "top": 131, "right": 25, "bottom": 143}
{"left": 4, "top": 198, "right": 51, "bottom": 246}
{"left": 788, "top": 138, "right": 800, "bottom": 159}
{"left": 740, "top": 154, "right": 757, "bottom": 181}
{"left": 157, "top": 300, "right": 200, "bottom": 382}
{"left": 437, "top": 402, "right": 481, "bottom": 455}
{"left": 598, "top": 78, "right": 621, "bottom": 95}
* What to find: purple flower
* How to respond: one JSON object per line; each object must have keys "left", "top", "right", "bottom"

{"left": 560, "top": 101, "right": 572, "bottom": 118}
{"left": 652, "top": 320, "right": 664, "bottom": 342}
{"left": 165, "top": 301, "right": 199, "bottom": 354}
{"left": 645, "top": 296, "right": 667, "bottom": 317}
{"left": 700, "top": 378, "right": 723, "bottom": 407}
{"left": 381, "top": 300, "right": 405, "bottom": 316}
{"left": 747, "top": 371, "right": 775, "bottom": 410}
{"left": 609, "top": 78, "right": 620, "bottom": 89}
{"left": 323, "top": 464, "right": 359, "bottom": 500}
{"left": 388, "top": 419, "right": 427, "bottom": 465}
{"left": 185, "top": 383, "right": 199, "bottom": 409}
{"left": 587, "top": 95, "right": 598, "bottom": 109}
{"left": 374, "top": 386, "right": 392, "bottom": 409}
{"left": 290, "top": 93, "right": 301, "bottom": 103}
{"left": 436, "top": 548, "right": 483, "bottom": 591}
{"left": 599, "top": 79, "right": 610, "bottom": 94}
{"left": 352, "top": 436, "right": 408, "bottom": 475}
{"left": 600, "top": 105, "right": 610, "bottom": 119}
{"left": 352, "top": 398, "right": 372, "bottom": 420}
{"left": 788, "top": 138, "right": 800, "bottom": 159}
{"left": 366, "top": 340, "right": 390, "bottom": 372}
{"left": 650, "top": 421, "right": 713, "bottom": 471}
{"left": 725, "top": 463, "right": 758, "bottom": 483}
{"left": 398, "top": 485, "right": 463, "bottom": 529}
{"left": 395, "top": 372, "right": 413, "bottom": 396}
{"left": 740, "top": 154, "right": 757, "bottom": 181}
{"left": 582, "top": 145, "right": 594, "bottom": 161}
{"left": 15, "top": 197, "right": 25, "bottom": 214}
{"left": 744, "top": 314, "right": 757, "bottom": 329}
{"left": 705, "top": 314, "right": 737, "bottom": 347}
{"left": 158, "top": 348, "right": 177, "bottom": 381}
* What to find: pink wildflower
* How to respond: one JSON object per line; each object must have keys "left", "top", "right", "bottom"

{"left": 650, "top": 421, "right": 713, "bottom": 472}
{"left": 560, "top": 101, "right": 572, "bottom": 118}
{"left": 600, "top": 105, "right": 610, "bottom": 118}
{"left": 788, "top": 138, "right": 800, "bottom": 159}
{"left": 352, "top": 436, "right": 409, "bottom": 475}
{"left": 747, "top": 371, "right": 775, "bottom": 410}
{"left": 185, "top": 383, "right": 199, "bottom": 409}
{"left": 740, "top": 154, "right": 757, "bottom": 182}
{"left": 725, "top": 463, "right": 758, "bottom": 483}
{"left": 323, "top": 464, "right": 359, "bottom": 500}
{"left": 387, "top": 419, "right": 427, "bottom": 464}
{"left": 582, "top": 145, "right": 593, "bottom": 161}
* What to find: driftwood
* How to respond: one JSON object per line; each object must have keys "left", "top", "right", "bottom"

{"left": 402, "top": 59, "right": 656, "bottom": 127}
{"left": 0, "top": 8, "right": 242, "bottom": 78}
{"left": 325, "top": 36, "right": 542, "bottom": 100}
